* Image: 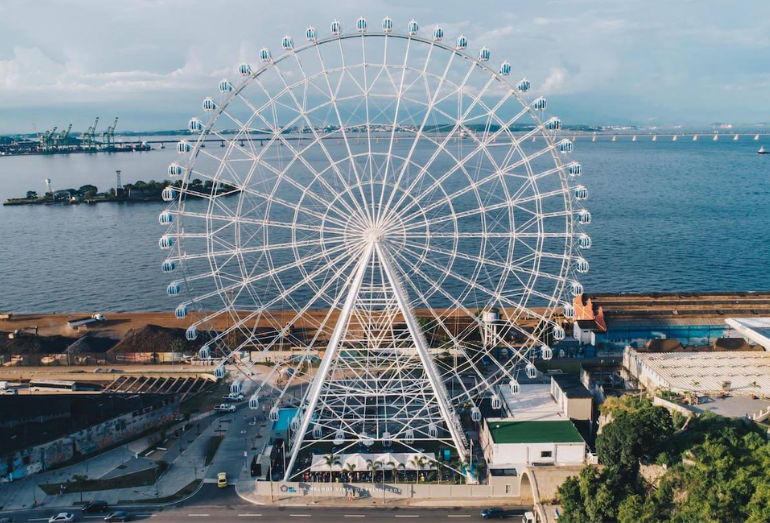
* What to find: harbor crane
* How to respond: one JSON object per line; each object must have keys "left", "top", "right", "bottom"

{"left": 40, "top": 126, "right": 57, "bottom": 152}
{"left": 103, "top": 117, "right": 118, "bottom": 149}
{"left": 57, "top": 124, "right": 73, "bottom": 149}
{"left": 82, "top": 117, "right": 100, "bottom": 151}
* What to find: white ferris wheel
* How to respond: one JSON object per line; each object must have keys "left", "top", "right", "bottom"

{"left": 160, "top": 16, "right": 590, "bottom": 482}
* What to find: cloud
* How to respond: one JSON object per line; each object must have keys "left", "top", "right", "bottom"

{"left": 541, "top": 67, "right": 568, "bottom": 94}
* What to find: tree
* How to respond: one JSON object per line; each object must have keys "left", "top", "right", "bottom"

{"left": 557, "top": 467, "right": 628, "bottom": 523}
{"left": 322, "top": 453, "right": 340, "bottom": 482}
{"left": 367, "top": 460, "right": 382, "bottom": 483}
{"left": 343, "top": 462, "right": 357, "bottom": 482}
{"left": 84, "top": 190, "right": 96, "bottom": 200}
{"left": 25, "top": 190, "right": 37, "bottom": 199}
{"left": 596, "top": 405, "right": 673, "bottom": 475}
{"left": 78, "top": 184, "right": 98, "bottom": 194}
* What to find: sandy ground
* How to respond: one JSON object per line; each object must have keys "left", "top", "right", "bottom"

{"left": 0, "top": 307, "right": 546, "bottom": 341}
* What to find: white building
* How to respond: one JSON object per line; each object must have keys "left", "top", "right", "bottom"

{"left": 481, "top": 419, "right": 586, "bottom": 468}
{"left": 482, "top": 383, "right": 587, "bottom": 475}
{"left": 623, "top": 347, "right": 770, "bottom": 397}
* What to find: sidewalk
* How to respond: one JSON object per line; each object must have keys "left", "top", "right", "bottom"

{"left": 235, "top": 482, "right": 528, "bottom": 509}
{"left": 0, "top": 412, "right": 216, "bottom": 511}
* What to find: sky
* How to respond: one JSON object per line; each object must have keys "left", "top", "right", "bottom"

{"left": 0, "top": 0, "right": 768, "bottom": 134}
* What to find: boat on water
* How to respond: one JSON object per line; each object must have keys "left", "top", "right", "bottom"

{"left": 759, "top": 146, "right": 768, "bottom": 155}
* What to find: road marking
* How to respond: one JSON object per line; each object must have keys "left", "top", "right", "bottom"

{"left": 448, "top": 516, "right": 471, "bottom": 519}
{"left": 344, "top": 516, "right": 366, "bottom": 519}
{"left": 289, "top": 515, "right": 311, "bottom": 518}
{"left": 238, "top": 515, "right": 263, "bottom": 518}
{"left": 188, "top": 514, "right": 210, "bottom": 517}
{"left": 395, "top": 517, "right": 420, "bottom": 519}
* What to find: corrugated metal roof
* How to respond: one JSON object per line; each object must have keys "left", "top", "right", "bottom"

{"left": 629, "top": 350, "right": 770, "bottom": 396}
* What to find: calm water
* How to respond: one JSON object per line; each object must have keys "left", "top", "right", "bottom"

{"left": 0, "top": 138, "right": 768, "bottom": 313}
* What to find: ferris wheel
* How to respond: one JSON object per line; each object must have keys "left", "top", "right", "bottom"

{"left": 160, "top": 16, "right": 590, "bottom": 482}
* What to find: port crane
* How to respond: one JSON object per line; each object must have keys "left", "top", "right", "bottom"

{"left": 102, "top": 117, "right": 118, "bottom": 149}
{"left": 40, "top": 126, "right": 57, "bottom": 152}
{"left": 82, "top": 117, "right": 99, "bottom": 151}
{"left": 57, "top": 124, "right": 73, "bottom": 149}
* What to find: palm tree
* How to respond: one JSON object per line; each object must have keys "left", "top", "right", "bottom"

{"left": 409, "top": 455, "right": 428, "bottom": 482}
{"left": 385, "top": 462, "right": 396, "bottom": 483}
{"left": 368, "top": 461, "right": 383, "bottom": 483}
{"left": 396, "top": 463, "right": 406, "bottom": 484}
{"left": 323, "top": 453, "right": 340, "bottom": 482}
{"left": 343, "top": 462, "right": 357, "bottom": 482}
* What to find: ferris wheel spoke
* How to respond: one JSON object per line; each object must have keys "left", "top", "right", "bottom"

{"left": 388, "top": 247, "right": 534, "bottom": 379}
{"left": 387, "top": 102, "right": 531, "bottom": 221}
{"left": 193, "top": 240, "right": 364, "bottom": 348}
{"left": 314, "top": 43, "right": 374, "bottom": 223}
{"left": 379, "top": 60, "right": 494, "bottom": 220}
{"left": 275, "top": 59, "right": 376, "bottom": 223}
{"left": 186, "top": 240, "right": 352, "bottom": 309}
{"left": 222, "top": 246, "right": 366, "bottom": 378}
{"left": 259, "top": 67, "right": 370, "bottom": 222}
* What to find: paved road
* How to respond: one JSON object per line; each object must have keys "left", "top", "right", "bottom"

{"left": 1, "top": 485, "right": 527, "bottom": 522}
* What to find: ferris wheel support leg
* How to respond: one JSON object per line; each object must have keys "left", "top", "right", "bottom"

{"left": 375, "top": 242, "right": 472, "bottom": 482}
{"left": 282, "top": 243, "right": 374, "bottom": 482}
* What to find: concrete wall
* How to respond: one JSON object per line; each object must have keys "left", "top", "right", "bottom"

{"left": 490, "top": 442, "right": 585, "bottom": 466}
{"left": 254, "top": 480, "right": 522, "bottom": 500}
{"left": 0, "top": 401, "right": 178, "bottom": 481}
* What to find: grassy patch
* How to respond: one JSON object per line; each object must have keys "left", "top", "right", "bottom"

{"left": 204, "top": 436, "right": 223, "bottom": 466}
{"left": 118, "top": 479, "right": 202, "bottom": 505}
{"left": 40, "top": 463, "right": 168, "bottom": 495}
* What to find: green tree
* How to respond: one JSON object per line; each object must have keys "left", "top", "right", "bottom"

{"left": 597, "top": 405, "right": 673, "bottom": 474}
{"left": 557, "top": 467, "right": 628, "bottom": 523}
{"left": 322, "top": 453, "right": 340, "bottom": 482}
{"left": 26, "top": 190, "right": 37, "bottom": 199}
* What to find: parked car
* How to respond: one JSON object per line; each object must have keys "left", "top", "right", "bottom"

{"left": 0, "top": 517, "right": 16, "bottom": 523}
{"left": 481, "top": 507, "right": 507, "bottom": 519}
{"left": 48, "top": 514, "right": 74, "bottom": 523}
{"left": 217, "top": 472, "right": 228, "bottom": 488}
{"left": 82, "top": 500, "right": 109, "bottom": 513}
{"left": 214, "top": 404, "right": 236, "bottom": 413}
{"left": 104, "top": 511, "right": 131, "bottom": 522}
{"left": 2, "top": 388, "right": 18, "bottom": 395}
{"left": 222, "top": 393, "right": 244, "bottom": 402}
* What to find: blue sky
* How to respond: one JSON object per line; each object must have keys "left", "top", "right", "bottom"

{"left": 0, "top": 0, "right": 768, "bottom": 133}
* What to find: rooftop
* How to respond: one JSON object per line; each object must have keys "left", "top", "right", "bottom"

{"left": 497, "top": 384, "right": 565, "bottom": 421}
{"left": 551, "top": 375, "right": 592, "bottom": 399}
{"left": 626, "top": 349, "right": 770, "bottom": 397}
{"left": 486, "top": 420, "right": 584, "bottom": 444}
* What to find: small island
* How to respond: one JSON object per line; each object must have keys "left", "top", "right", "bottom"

{"left": 3, "top": 179, "right": 235, "bottom": 206}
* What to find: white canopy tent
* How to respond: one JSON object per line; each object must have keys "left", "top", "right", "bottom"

{"left": 310, "top": 452, "right": 436, "bottom": 472}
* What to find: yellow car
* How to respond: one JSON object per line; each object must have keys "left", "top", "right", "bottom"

{"left": 217, "top": 472, "right": 227, "bottom": 488}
